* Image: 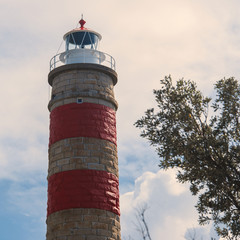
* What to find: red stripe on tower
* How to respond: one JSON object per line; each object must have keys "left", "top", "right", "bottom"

{"left": 47, "top": 169, "right": 120, "bottom": 216}
{"left": 49, "top": 102, "right": 117, "bottom": 146}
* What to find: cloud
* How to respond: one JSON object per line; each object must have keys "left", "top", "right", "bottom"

{"left": 7, "top": 180, "right": 47, "bottom": 218}
{"left": 0, "top": 0, "right": 239, "bottom": 239}
{"left": 120, "top": 169, "right": 220, "bottom": 240}
{"left": 0, "top": 56, "right": 49, "bottom": 180}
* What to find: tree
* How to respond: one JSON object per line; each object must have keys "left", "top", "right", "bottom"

{"left": 124, "top": 204, "right": 152, "bottom": 240}
{"left": 184, "top": 227, "right": 217, "bottom": 240}
{"left": 185, "top": 228, "right": 199, "bottom": 240}
{"left": 134, "top": 204, "right": 152, "bottom": 240}
{"left": 135, "top": 76, "right": 240, "bottom": 239}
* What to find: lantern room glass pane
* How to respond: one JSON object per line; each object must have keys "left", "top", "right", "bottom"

{"left": 65, "top": 32, "right": 99, "bottom": 50}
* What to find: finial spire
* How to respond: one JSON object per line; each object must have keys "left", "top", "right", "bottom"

{"left": 79, "top": 15, "right": 86, "bottom": 29}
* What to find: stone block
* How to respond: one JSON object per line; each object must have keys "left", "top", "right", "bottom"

{"left": 51, "top": 153, "right": 64, "bottom": 162}
{"left": 97, "top": 229, "right": 111, "bottom": 236}
{"left": 65, "top": 215, "right": 83, "bottom": 223}
{"left": 88, "top": 209, "right": 106, "bottom": 216}
{"left": 64, "top": 151, "right": 74, "bottom": 158}
{"left": 92, "top": 222, "right": 108, "bottom": 230}
{"left": 68, "top": 236, "right": 85, "bottom": 240}
{"left": 56, "top": 159, "right": 70, "bottom": 166}
{"left": 84, "top": 79, "right": 97, "bottom": 84}
{"left": 61, "top": 163, "right": 75, "bottom": 171}
{"left": 85, "top": 144, "right": 100, "bottom": 151}
{"left": 87, "top": 163, "right": 105, "bottom": 171}
{"left": 69, "top": 157, "right": 85, "bottom": 164}
{"left": 98, "top": 216, "right": 113, "bottom": 224}
{"left": 86, "top": 236, "right": 106, "bottom": 240}
{"left": 74, "top": 150, "right": 91, "bottom": 157}
{"left": 83, "top": 215, "right": 98, "bottom": 222}
{"left": 85, "top": 157, "right": 99, "bottom": 164}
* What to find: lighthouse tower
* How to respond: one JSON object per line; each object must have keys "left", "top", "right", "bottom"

{"left": 47, "top": 18, "right": 121, "bottom": 240}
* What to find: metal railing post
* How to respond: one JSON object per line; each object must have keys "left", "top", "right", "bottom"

{"left": 54, "top": 56, "right": 56, "bottom": 69}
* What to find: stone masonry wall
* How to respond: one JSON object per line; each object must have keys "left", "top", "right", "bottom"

{"left": 48, "top": 137, "right": 118, "bottom": 178}
{"left": 47, "top": 208, "right": 121, "bottom": 240}
{"left": 47, "top": 64, "right": 121, "bottom": 240}
{"left": 48, "top": 70, "right": 118, "bottom": 112}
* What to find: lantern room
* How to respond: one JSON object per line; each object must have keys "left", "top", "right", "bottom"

{"left": 63, "top": 18, "right": 102, "bottom": 50}
{"left": 49, "top": 18, "right": 115, "bottom": 71}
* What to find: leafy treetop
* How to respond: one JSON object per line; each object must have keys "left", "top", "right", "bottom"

{"left": 135, "top": 76, "right": 240, "bottom": 240}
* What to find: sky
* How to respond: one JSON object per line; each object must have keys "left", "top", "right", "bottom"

{"left": 0, "top": 0, "right": 240, "bottom": 239}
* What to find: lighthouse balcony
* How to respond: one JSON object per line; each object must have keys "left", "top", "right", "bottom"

{"left": 49, "top": 49, "right": 116, "bottom": 71}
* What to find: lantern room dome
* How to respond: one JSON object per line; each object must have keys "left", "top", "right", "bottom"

{"left": 63, "top": 28, "right": 102, "bottom": 43}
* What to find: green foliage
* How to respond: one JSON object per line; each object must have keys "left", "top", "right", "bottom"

{"left": 135, "top": 76, "right": 240, "bottom": 239}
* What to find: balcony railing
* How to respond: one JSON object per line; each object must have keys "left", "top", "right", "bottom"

{"left": 49, "top": 49, "right": 116, "bottom": 71}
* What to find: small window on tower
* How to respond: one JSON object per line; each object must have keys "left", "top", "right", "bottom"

{"left": 77, "top": 98, "right": 83, "bottom": 104}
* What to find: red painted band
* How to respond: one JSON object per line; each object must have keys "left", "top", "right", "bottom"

{"left": 49, "top": 103, "right": 117, "bottom": 146}
{"left": 47, "top": 169, "right": 120, "bottom": 216}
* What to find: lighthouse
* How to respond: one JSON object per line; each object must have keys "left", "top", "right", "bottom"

{"left": 46, "top": 18, "right": 121, "bottom": 240}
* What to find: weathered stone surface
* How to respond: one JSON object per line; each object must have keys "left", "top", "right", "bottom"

{"left": 48, "top": 68, "right": 118, "bottom": 111}
{"left": 46, "top": 209, "right": 121, "bottom": 240}
{"left": 48, "top": 137, "right": 118, "bottom": 178}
